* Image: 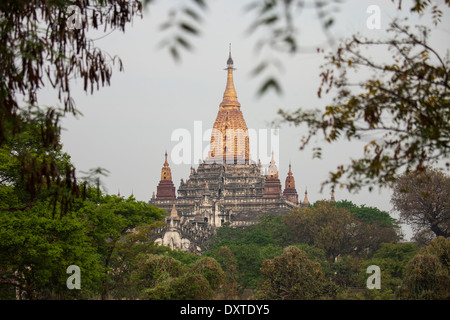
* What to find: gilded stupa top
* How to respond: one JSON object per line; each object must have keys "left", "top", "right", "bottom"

{"left": 303, "top": 188, "right": 310, "bottom": 205}
{"left": 160, "top": 151, "right": 172, "bottom": 181}
{"left": 207, "top": 45, "right": 250, "bottom": 163}
{"left": 285, "top": 162, "right": 296, "bottom": 189}
{"left": 220, "top": 44, "right": 241, "bottom": 109}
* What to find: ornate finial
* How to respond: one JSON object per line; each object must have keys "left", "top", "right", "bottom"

{"left": 285, "top": 161, "right": 295, "bottom": 189}
{"left": 267, "top": 151, "right": 279, "bottom": 179}
{"left": 227, "top": 43, "right": 233, "bottom": 66}
{"left": 270, "top": 151, "right": 275, "bottom": 164}
{"left": 161, "top": 151, "right": 173, "bottom": 180}
{"left": 164, "top": 150, "right": 168, "bottom": 166}
{"left": 303, "top": 187, "right": 310, "bottom": 205}
{"left": 221, "top": 44, "right": 240, "bottom": 109}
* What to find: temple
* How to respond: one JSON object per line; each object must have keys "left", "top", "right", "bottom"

{"left": 150, "top": 48, "right": 329, "bottom": 253}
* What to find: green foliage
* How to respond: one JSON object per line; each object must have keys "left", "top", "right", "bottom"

{"left": 0, "top": 206, "right": 103, "bottom": 299}
{"left": 140, "top": 254, "right": 225, "bottom": 300}
{"left": 358, "top": 243, "right": 419, "bottom": 299}
{"left": 210, "top": 247, "right": 239, "bottom": 299}
{"left": 160, "top": 247, "right": 201, "bottom": 266}
{"left": 334, "top": 200, "right": 396, "bottom": 226}
{"left": 145, "top": 274, "right": 214, "bottom": 300}
{"left": 284, "top": 201, "right": 362, "bottom": 263}
{"left": 401, "top": 237, "right": 450, "bottom": 299}
{"left": 285, "top": 201, "right": 399, "bottom": 262}
{"left": 278, "top": 18, "right": 449, "bottom": 192}
{"left": 330, "top": 255, "right": 364, "bottom": 289}
{"left": 256, "top": 246, "right": 338, "bottom": 300}
{"left": 207, "top": 215, "right": 291, "bottom": 289}
{"left": 210, "top": 214, "right": 291, "bottom": 248}
{"left": 135, "top": 254, "right": 185, "bottom": 289}
{"left": 422, "top": 237, "right": 450, "bottom": 267}
{"left": 189, "top": 257, "right": 224, "bottom": 291}
{"left": 0, "top": 168, "right": 165, "bottom": 300}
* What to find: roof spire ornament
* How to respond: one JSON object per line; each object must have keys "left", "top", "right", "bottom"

{"left": 220, "top": 43, "right": 240, "bottom": 109}
{"left": 302, "top": 187, "right": 310, "bottom": 206}
{"left": 283, "top": 162, "right": 298, "bottom": 205}
{"left": 207, "top": 45, "right": 250, "bottom": 163}
{"left": 156, "top": 151, "right": 176, "bottom": 200}
{"left": 227, "top": 43, "right": 233, "bottom": 66}
{"left": 164, "top": 150, "right": 169, "bottom": 167}
{"left": 267, "top": 151, "right": 279, "bottom": 179}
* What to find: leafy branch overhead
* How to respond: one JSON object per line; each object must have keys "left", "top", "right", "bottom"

{"left": 159, "top": 0, "right": 343, "bottom": 95}
{"left": 0, "top": 0, "right": 143, "bottom": 209}
{"left": 278, "top": 20, "right": 449, "bottom": 192}
{"left": 158, "top": 0, "right": 208, "bottom": 62}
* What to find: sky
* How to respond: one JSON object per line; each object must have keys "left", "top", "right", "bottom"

{"left": 49, "top": 0, "right": 450, "bottom": 241}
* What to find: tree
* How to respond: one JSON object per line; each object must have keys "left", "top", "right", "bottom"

{"left": 206, "top": 246, "right": 239, "bottom": 299}
{"left": 0, "top": 0, "right": 146, "bottom": 211}
{"left": 391, "top": 168, "right": 449, "bottom": 244}
{"left": 189, "top": 257, "right": 224, "bottom": 291}
{"left": 0, "top": 119, "right": 80, "bottom": 217}
{"left": 284, "top": 201, "right": 399, "bottom": 262}
{"left": 206, "top": 215, "right": 291, "bottom": 291}
{"left": 86, "top": 194, "right": 164, "bottom": 299}
{"left": 334, "top": 200, "right": 397, "bottom": 226}
{"left": 0, "top": 121, "right": 106, "bottom": 299}
{"left": 145, "top": 273, "right": 214, "bottom": 300}
{"left": 361, "top": 243, "right": 419, "bottom": 299}
{"left": 256, "top": 246, "right": 337, "bottom": 300}
{"left": 401, "top": 237, "right": 450, "bottom": 300}
{"left": 0, "top": 204, "right": 104, "bottom": 299}
{"left": 334, "top": 200, "right": 401, "bottom": 254}
{"left": 277, "top": 12, "right": 449, "bottom": 191}
{"left": 135, "top": 254, "right": 185, "bottom": 291}
{"left": 283, "top": 201, "right": 362, "bottom": 263}
{"left": 142, "top": 256, "right": 225, "bottom": 300}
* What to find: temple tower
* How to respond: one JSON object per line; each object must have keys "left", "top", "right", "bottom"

{"left": 150, "top": 47, "right": 305, "bottom": 253}
{"left": 207, "top": 45, "right": 250, "bottom": 164}
{"left": 283, "top": 163, "right": 299, "bottom": 204}
{"left": 263, "top": 153, "right": 282, "bottom": 199}
{"left": 301, "top": 188, "right": 310, "bottom": 207}
{"left": 156, "top": 152, "right": 176, "bottom": 200}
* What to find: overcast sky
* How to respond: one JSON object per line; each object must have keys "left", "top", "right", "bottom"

{"left": 49, "top": 0, "right": 450, "bottom": 240}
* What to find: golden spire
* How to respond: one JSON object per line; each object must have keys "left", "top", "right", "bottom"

{"left": 285, "top": 162, "right": 295, "bottom": 189}
{"left": 303, "top": 188, "right": 310, "bottom": 205}
{"left": 220, "top": 43, "right": 240, "bottom": 109}
{"left": 164, "top": 151, "right": 169, "bottom": 167}
{"left": 208, "top": 45, "right": 250, "bottom": 163}
{"left": 161, "top": 151, "right": 172, "bottom": 181}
